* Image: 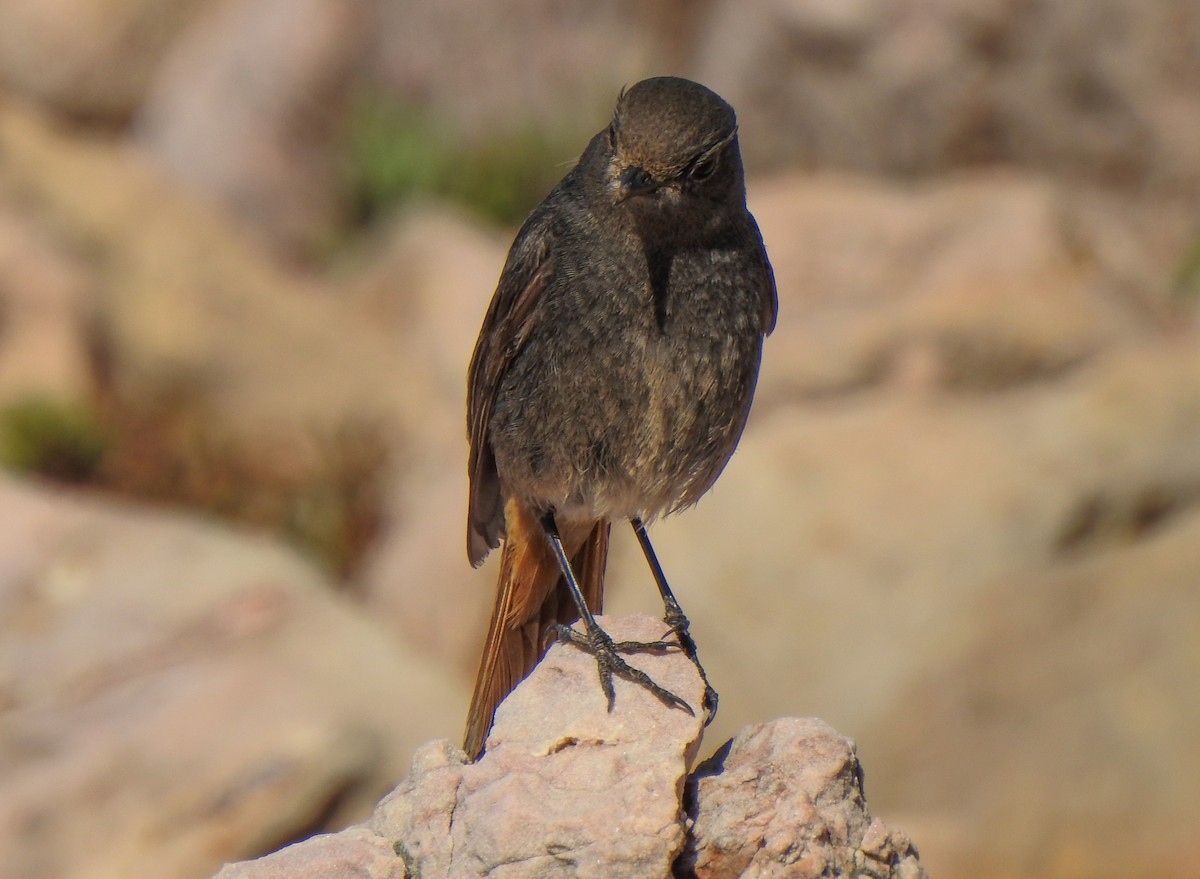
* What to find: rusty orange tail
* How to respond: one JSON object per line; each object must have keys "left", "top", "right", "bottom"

{"left": 463, "top": 500, "right": 609, "bottom": 760}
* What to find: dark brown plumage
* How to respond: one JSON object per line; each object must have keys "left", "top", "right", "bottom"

{"left": 464, "top": 76, "right": 776, "bottom": 760}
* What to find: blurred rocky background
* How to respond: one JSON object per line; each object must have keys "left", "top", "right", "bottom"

{"left": 0, "top": 1, "right": 1198, "bottom": 878}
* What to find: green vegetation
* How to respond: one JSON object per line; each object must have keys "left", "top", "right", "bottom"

{"left": 0, "top": 391, "right": 386, "bottom": 580}
{"left": 342, "top": 90, "right": 575, "bottom": 228}
{"left": 0, "top": 397, "right": 107, "bottom": 483}
{"left": 1172, "top": 232, "right": 1200, "bottom": 302}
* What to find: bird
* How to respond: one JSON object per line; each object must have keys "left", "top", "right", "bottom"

{"left": 463, "top": 76, "right": 776, "bottom": 760}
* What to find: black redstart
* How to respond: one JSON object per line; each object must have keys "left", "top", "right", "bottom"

{"left": 463, "top": 76, "right": 776, "bottom": 759}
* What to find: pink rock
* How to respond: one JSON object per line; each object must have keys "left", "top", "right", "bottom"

{"left": 216, "top": 615, "right": 926, "bottom": 879}
{"left": 374, "top": 613, "right": 708, "bottom": 878}
{"left": 680, "top": 718, "right": 926, "bottom": 879}
{"left": 213, "top": 828, "right": 405, "bottom": 879}
{"left": 0, "top": 478, "right": 464, "bottom": 879}
{"left": 135, "top": 0, "right": 372, "bottom": 257}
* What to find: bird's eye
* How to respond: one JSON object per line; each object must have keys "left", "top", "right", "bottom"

{"left": 690, "top": 154, "right": 718, "bottom": 181}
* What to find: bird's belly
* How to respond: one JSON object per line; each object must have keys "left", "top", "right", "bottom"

{"left": 491, "top": 324, "right": 755, "bottom": 522}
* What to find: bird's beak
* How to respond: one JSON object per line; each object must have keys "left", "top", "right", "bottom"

{"left": 616, "top": 165, "right": 659, "bottom": 202}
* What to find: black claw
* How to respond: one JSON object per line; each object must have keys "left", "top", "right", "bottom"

{"left": 611, "top": 638, "right": 681, "bottom": 653}
{"left": 659, "top": 607, "right": 718, "bottom": 726}
{"left": 552, "top": 621, "right": 694, "bottom": 716}
{"left": 701, "top": 683, "right": 718, "bottom": 723}
{"left": 629, "top": 517, "right": 719, "bottom": 725}
{"left": 596, "top": 661, "right": 616, "bottom": 710}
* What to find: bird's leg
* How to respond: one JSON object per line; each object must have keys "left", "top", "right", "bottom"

{"left": 630, "top": 517, "right": 718, "bottom": 722}
{"left": 540, "top": 512, "right": 693, "bottom": 717}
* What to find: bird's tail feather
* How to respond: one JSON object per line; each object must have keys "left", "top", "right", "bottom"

{"left": 463, "top": 500, "right": 609, "bottom": 760}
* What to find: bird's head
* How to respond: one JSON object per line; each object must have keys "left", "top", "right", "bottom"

{"left": 603, "top": 77, "right": 745, "bottom": 217}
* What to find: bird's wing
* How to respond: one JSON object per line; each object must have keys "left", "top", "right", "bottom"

{"left": 466, "top": 206, "right": 557, "bottom": 565}
{"left": 750, "top": 215, "right": 779, "bottom": 336}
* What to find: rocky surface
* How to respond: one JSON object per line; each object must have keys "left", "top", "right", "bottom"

{"left": 605, "top": 338, "right": 1200, "bottom": 877}
{"left": 747, "top": 172, "right": 1180, "bottom": 403}
{"left": 0, "top": 207, "right": 93, "bottom": 404}
{"left": 0, "top": 98, "right": 414, "bottom": 438}
{"left": 214, "top": 615, "right": 925, "bottom": 879}
{"left": 692, "top": 0, "right": 1200, "bottom": 193}
{"left": 4, "top": 0, "right": 1191, "bottom": 252}
{"left": 134, "top": 0, "right": 374, "bottom": 257}
{"left": 682, "top": 718, "right": 925, "bottom": 879}
{"left": 873, "top": 501, "right": 1200, "bottom": 879}
{"left": 0, "top": 0, "right": 209, "bottom": 121}
{"left": 0, "top": 477, "right": 465, "bottom": 879}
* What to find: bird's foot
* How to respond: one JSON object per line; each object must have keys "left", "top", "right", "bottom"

{"left": 659, "top": 597, "right": 719, "bottom": 724}
{"left": 549, "top": 621, "right": 693, "bottom": 717}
